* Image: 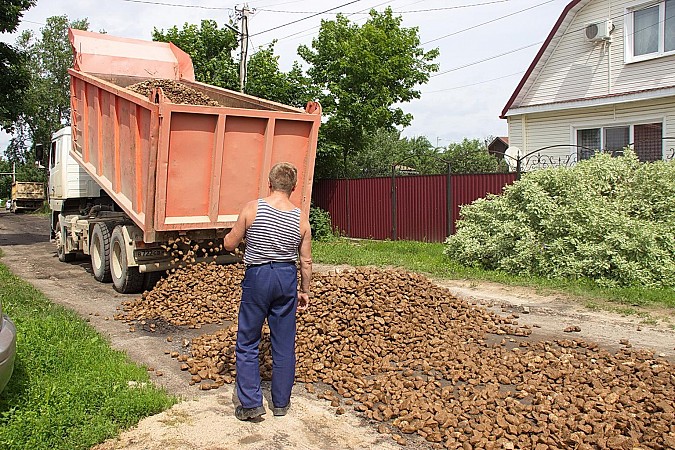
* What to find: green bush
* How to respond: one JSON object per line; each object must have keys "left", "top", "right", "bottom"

{"left": 309, "top": 206, "right": 335, "bottom": 241}
{"left": 444, "top": 151, "right": 675, "bottom": 288}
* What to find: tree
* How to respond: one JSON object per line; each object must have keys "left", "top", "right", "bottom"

{"left": 245, "top": 44, "right": 318, "bottom": 108}
{"left": 298, "top": 8, "right": 439, "bottom": 177}
{"left": 0, "top": 0, "right": 35, "bottom": 131}
{"left": 153, "top": 23, "right": 317, "bottom": 108}
{"left": 152, "top": 20, "right": 239, "bottom": 90}
{"left": 9, "top": 15, "right": 88, "bottom": 169}
{"left": 341, "top": 128, "right": 443, "bottom": 178}
{"left": 442, "top": 138, "right": 508, "bottom": 174}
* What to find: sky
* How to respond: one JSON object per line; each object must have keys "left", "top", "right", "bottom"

{"left": 0, "top": 0, "right": 570, "bottom": 152}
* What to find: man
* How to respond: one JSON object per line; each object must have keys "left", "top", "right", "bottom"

{"left": 223, "top": 162, "right": 312, "bottom": 421}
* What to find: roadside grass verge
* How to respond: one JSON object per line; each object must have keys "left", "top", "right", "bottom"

{"left": 313, "top": 239, "right": 675, "bottom": 310}
{"left": 0, "top": 262, "right": 176, "bottom": 450}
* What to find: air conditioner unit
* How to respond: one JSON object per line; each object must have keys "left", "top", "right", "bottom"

{"left": 585, "top": 20, "right": 614, "bottom": 42}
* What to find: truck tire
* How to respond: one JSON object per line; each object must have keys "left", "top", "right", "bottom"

{"left": 91, "top": 223, "right": 112, "bottom": 282}
{"left": 143, "top": 271, "right": 164, "bottom": 292}
{"left": 110, "top": 226, "right": 144, "bottom": 294}
{"left": 56, "top": 227, "right": 76, "bottom": 263}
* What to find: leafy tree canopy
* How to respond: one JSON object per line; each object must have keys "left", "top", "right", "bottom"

{"left": 0, "top": 0, "right": 34, "bottom": 33}
{"left": 153, "top": 20, "right": 239, "bottom": 90}
{"left": 0, "top": 0, "right": 35, "bottom": 131}
{"left": 442, "top": 138, "right": 508, "bottom": 174}
{"left": 298, "top": 8, "right": 439, "bottom": 175}
{"left": 7, "top": 15, "right": 88, "bottom": 170}
{"left": 153, "top": 23, "right": 317, "bottom": 108}
{"left": 328, "top": 128, "right": 442, "bottom": 178}
{"left": 245, "top": 43, "right": 318, "bottom": 109}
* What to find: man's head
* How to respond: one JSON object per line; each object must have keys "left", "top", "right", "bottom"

{"left": 269, "top": 162, "right": 298, "bottom": 195}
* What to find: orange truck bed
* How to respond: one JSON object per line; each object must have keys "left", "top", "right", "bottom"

{"left": 68, "top": 29, "right": 321, "bottom": 243}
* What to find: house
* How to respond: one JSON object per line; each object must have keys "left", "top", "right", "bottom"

{"left": 501, "top": 0, "right": 675, "bottom": 168}
{"left": 487, "top": 136, "right": 509, "bottom": 157}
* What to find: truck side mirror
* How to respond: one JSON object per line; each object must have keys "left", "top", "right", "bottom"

{"left": 35, "top": 144, "right": 44, "bottom": 162}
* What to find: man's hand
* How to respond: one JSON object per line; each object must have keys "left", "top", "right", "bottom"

{"left": 297, "top": 292, "right": 309, "bottom": 311}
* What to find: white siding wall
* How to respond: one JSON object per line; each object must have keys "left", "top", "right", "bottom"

{"left": 519, "top": 0, "right": 675, "bottom": 107}
{"left": 511, "top": 96, "right": 675, "bottom": 161}
{"left": 507, "top": 117, "right": 523, "bottom": 149}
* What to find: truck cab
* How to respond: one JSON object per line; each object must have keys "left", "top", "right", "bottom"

{"left": 48, "top": 127, "right": 101, "bottom": 239}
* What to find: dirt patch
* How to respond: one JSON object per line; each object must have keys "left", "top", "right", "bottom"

{"left": 428, "top": 277, "right": 675, "bottom": 359}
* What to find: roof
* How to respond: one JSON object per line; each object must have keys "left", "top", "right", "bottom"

{"left": 494, "top": 137, "right": 508, "bottom": 145}
{"left": 501, "top": 0, "right": 589, "bottom": 118}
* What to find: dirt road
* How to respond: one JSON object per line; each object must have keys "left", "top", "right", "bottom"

{"left": 1, "top": 211, "right": 673, "bottom": 449}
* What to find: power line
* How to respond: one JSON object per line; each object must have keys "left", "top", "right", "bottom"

{"left": 256, "top": 0, "right": 393, "bottom": 46}
{"left": 252, "top": 0, "right": 672, "bottom": 81}
{"left": 430, "top": 6, "right": 668, "bottom": 78}
{"left": 258, "top": 0, "right": 517, "bottom": 14}
{"left": 249, "top": 0, "right": 362, "bottom": 37}
{"left": 424, "top": 71, "right": 523, "bottom": 93}
{"left": 422, "top": 0, "right": 560, "bottom": 45}
{"left": 250, "top": 0, "right": 306, "bottom": 8}
{"left": 431, "top": 42, "right": 542, "bottom": 77}
{"left": 119, "top": 0, "right": 232, "bottom": 9}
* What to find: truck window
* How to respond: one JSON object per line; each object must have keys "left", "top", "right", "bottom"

{"left": 50, "top": 141, "right": 57, "bottom": 168}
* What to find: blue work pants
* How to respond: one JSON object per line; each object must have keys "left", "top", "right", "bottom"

{"left": 236, "top": 261, "right": 298, "bottom": 409}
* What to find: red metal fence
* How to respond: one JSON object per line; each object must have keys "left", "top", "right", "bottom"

{"left": 312, "top": 172, "right": 517, "bottom": 242}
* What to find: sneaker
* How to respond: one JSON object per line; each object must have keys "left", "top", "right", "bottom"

{"left": 235, "top": 405, "right": 266, "bottom": 421}
{"left": 272, "top": 402, "right": 290, "bottom": 416}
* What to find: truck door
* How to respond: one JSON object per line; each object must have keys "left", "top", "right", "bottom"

{"left": 49, "top": 140, "right": 63, "bottom": 200}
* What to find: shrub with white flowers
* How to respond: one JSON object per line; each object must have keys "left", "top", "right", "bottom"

{"left": 444, "top": 151, "right": 675, "bottom": 288}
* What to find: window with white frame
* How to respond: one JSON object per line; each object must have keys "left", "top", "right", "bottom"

{"left": 625, "top": 0, "right": 675, "bottom": 61}
{"left": 575, "top": 122, "right": 663, "bottom": 162}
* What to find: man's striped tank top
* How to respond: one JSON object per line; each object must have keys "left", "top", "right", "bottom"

{"left": 244, "top": 199, "right": 301, "bottom": 266}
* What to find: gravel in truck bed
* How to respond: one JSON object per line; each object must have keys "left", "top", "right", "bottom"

{"left": 117, "top": 264, "right": 675, "bottom": 449}
{"left": 126, "top": 79, "right": 222, "bottom": 106}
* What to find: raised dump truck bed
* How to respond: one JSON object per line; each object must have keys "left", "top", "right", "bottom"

{"left": 68, "top": 29, "right": 321, "bottom": 243}
{"left": 50, "top": 29, "right": 320, "bottom": 294}
{"left": 11, "top": 182, "right": 45, "bottom": 212}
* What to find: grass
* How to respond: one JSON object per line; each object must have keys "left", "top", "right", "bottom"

{"left": 0, "top": 262, "right": 176, "bottom": 450}
{"left": 313, "top": 238, "right": 675, "bottom": 310}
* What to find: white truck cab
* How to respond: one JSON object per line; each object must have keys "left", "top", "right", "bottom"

{"left": 49, "top": 127, "right": 151, "bottom": 292}
{"left": 48, "top": 127, "right": 99, "bottom": 213}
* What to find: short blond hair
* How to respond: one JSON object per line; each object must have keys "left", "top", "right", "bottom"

{"left": 269, "top": 162, "right": 297, "bottom": 195}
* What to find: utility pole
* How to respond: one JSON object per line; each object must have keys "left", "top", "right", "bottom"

{"left": 237, "top": 4, "right": 252, "bottom": 93}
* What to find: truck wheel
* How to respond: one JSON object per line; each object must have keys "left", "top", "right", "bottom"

{"left": 143, "top": 271, "right": 164, "bottom": 292}
{"left": 56, "top": 228, "right": 76, "bottom": 262}
{"left": 91, "top": 223, "right": 112, "bottom": 282}
{"left": 110, "top": 226, "right": 144, "bottom": 294}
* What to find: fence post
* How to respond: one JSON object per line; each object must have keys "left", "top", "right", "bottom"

{"left": 345, "top": 179, "right": 351, "bottom": 238}
{"left": 516, "top": 158, "right": 522, "bottom": 181}
{"left": 391, "top": 165, "right": 397, "bottom": 240}
{"left": 446, "top": 162, "right": 452, "bottom": 237}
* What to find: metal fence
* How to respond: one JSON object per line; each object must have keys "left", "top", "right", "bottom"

{"left": 508, "top": 138, "right": 675, "bottom": 174}
{"left": 312, "top": 138, "right": 674, "bottom": 242}
{"left": 312, "top": 172, "right": 517, "bottom": 242}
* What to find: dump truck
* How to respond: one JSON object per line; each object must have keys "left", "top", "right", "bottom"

{"left": 11, "top": 182, "right": 46, "bottom": 213}
{"left": 48, "top": 29, "right": 321, "bottom": 294}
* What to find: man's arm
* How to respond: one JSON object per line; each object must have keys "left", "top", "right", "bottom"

{"left": 297, "top": 215, "right": 312, "bottom": 311}
{"left": 223, "top": 200, "right": 256, "bottom": 251}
